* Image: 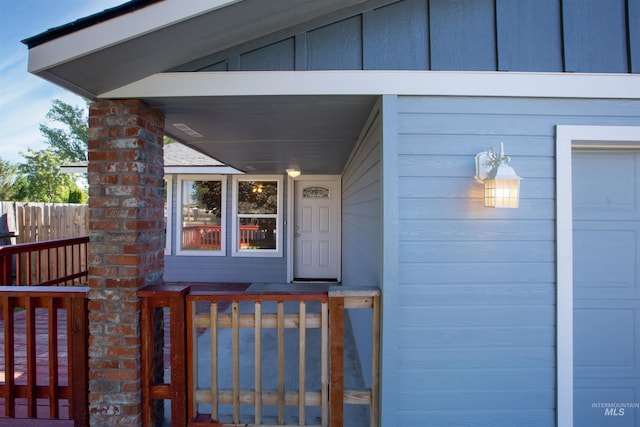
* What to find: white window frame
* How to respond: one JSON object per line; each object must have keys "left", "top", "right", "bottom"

{"left": 164, "top": 175, "right": 173, "bottom": 256}
{"left": 555, "top": 125, "right": 640, "bottom": 427}
{"left": 176, "top": 174, "right": 227, "bottom": 256}
{"left": 231, "top": 175, "right": 283, "bottom": 258}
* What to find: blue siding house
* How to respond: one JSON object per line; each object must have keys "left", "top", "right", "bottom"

{"left": 23, "top": 0, "right": 640, "bottom": 426}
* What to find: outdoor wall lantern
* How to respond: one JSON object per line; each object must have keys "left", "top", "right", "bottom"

{"left": 475, "top": 143, "right": 521, "bottom": 208}
{"left": 286, "top": 169, "right": 301, "bottom": 178}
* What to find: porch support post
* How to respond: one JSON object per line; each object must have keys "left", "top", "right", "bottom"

{"left": 329, "top": 296, "right": 345, "bottom": 427}
{"left": 87, "top": 99, "right": 165, "bottom": 426}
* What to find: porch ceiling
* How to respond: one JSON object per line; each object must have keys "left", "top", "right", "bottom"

{"left": 144, "top": 94, "right": 377, "bottom": 175}
{"left": 23, "top": 0, "right": 386, "bottom": 175}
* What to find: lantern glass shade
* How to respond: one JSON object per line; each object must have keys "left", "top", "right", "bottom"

{"left": 483, "top": 163, "right": 521, "bottom": 208}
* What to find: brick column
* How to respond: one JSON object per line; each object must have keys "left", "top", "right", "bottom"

{"left": 87, "top": 99, "right": 165, "bottom": 426}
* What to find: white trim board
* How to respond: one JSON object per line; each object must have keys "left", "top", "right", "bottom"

{"left": 99, "top": 70, "right": 640, "bottom": 100}
{"left": 555, "top": 125, "right": 640, "bottom": 427}
{"left": 27, "top": 0, "right": 240, "bottom": 73}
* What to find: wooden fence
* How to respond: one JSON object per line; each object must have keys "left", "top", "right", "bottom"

{"left": 0, "top": 202, "right": 88, "bottom": 245}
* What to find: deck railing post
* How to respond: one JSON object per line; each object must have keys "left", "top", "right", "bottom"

{"left": 329, "top": 295, "right": 345, "bottom": 427}
{"left": 0, "top": 249, "right": 13, "bottom": 285}
{"left": 139, "top": 284, "right": 190, "bottom": 427}
{"left": 1, "top": 294, "right": 16, "bottom": 417}
{"left": 69, "top": 291, "right": 89, "bottom": 427}
{"left": 329, "top": 287, "right": 381, "bottom": 427}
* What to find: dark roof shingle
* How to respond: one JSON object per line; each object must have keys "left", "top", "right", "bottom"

{"left": 22, "top": 0, "right": 164, "bottom": 48}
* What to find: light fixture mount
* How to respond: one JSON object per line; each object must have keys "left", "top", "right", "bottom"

{"left": 475, "top": 143, "right": 522, "bottom": 208}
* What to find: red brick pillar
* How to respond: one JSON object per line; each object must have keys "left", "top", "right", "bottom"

{"left": 87, "top": 99, "right": 165, "bottom": 426}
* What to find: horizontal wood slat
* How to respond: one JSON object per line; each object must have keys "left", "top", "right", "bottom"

{"left": 193, "top": 312, "right": 323, "bottom": 328}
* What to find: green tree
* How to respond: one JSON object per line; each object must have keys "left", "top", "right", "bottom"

{"left": 18, "top": 149, "right": 76, "bottom": 203}
{"left": 0, "top": 157, "right": 28, "bottom": 201}
{"left": 68, "top": 189, "right": 84, "bottom": 204}
{"left": 38, "top": 99, "right": 88, "bottom": 162}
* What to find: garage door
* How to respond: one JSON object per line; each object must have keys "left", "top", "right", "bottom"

{"left": 572, "top": 150, "right": 640, "bottom": 426}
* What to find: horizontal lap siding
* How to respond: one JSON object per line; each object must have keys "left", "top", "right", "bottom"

{"left": 164, "top": 255, "right": 286, "bottom": 282}
{"left": 342, "top": 103, "right": 382, "bottom": 386}
{"left": 342, "top": 105, "right": 382, "bottom": 286}
{"left": 392, "top": 96, "right": 640, "bottom": 425}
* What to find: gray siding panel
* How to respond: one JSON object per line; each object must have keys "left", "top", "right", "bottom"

{"left": 342, "top": 106, "right": 382, "bottom": 286}
{"left": 630, "top": 0, "right": 640, "bottom": 72}
{"left": 429, "top": 0, "right": 496, "bottom": 70}
{"left": 563, "top": 0, "right": 629, "bottom": 72}
{"left": 390, "top": 95, "right": 640, "bottom": 424}
{"left": 400, "top": 346, "right": 556, "bottom": 369}
{"left": 180, "top": 0, "right": 640, "bottom": 74}
{"left": 395, "top": 410, "right": 556, "bottom": 427}
{"left": 240, "top": 39, "right": 295, "bottom": 71}
{"left": 400, "top": 283, "right": 556, "bottom": 305}
{"left": 496, "top": 0, "right": 563, "bottom": 71}
{"left": 164, "top": 255, "right": 287, "bottom": 283}
{"left": 362, "top": 0, "right": 429, "bottom": 70}
{"left": 399, "top": 219, "right": 556, "bottom": 242}
{"left": 307, "top": 17, "right": 362, "bottom": 70}
{"left": 341, "top": 101, "right": 382, "bottom": 389}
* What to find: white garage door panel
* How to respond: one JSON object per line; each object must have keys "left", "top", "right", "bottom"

{"left": 573, "top": 226, "right": 639, "bottom": 298}
{"left": 573, "top": 150, "right": 640, "bottom": 427}
{"left": 574, "top": 305, "right": 639, "bottom": 371}
{"left": 573, "top": 153, "right": 638, "bottom": 215}
{"left": 575, "top": 382, "right": 638, "bottom": 427}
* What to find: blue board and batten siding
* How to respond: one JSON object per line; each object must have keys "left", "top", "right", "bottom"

{"left": 387, "top": 96, "right": 640, "bottom": 426}
{"left": 176, "top": 0, "right": 639, "bottom": 73}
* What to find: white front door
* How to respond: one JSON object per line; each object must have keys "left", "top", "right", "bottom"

{"left": 572, "top": 150, "right": 640, "bottom": 426}
{"left": 293, "top": 178, "right": 340, "bottom": 281}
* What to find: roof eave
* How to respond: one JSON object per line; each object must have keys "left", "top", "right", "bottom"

{"left": 24, "top": 0, "right": 388, "bottom": 98}
{"left": 21, "top": 0, "right": 165, "bottom": 48}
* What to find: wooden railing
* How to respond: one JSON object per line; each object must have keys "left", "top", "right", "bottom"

{"left": 0, "top": 286, "right": 89, "bottom": 426}
{"left": 189, "top": 290, "right": 329, "bottom": 426}
{"left": 0, "top": 237, "right": 89, "bottom": 286}
{"left": 138, "top": 284, "right": 380, "bottom": 427}
{"left": 238, "top": 225, "right": 260, "bottom": 249}
{"left": 181, "top": 225, "right": 261, "bottom": 250}
{"left": 182, "top": 226, "right": 221, "bottom": 250}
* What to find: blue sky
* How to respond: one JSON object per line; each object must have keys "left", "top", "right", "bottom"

{"left": 0, "top": 0, "right": 124, "bottom": 163}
